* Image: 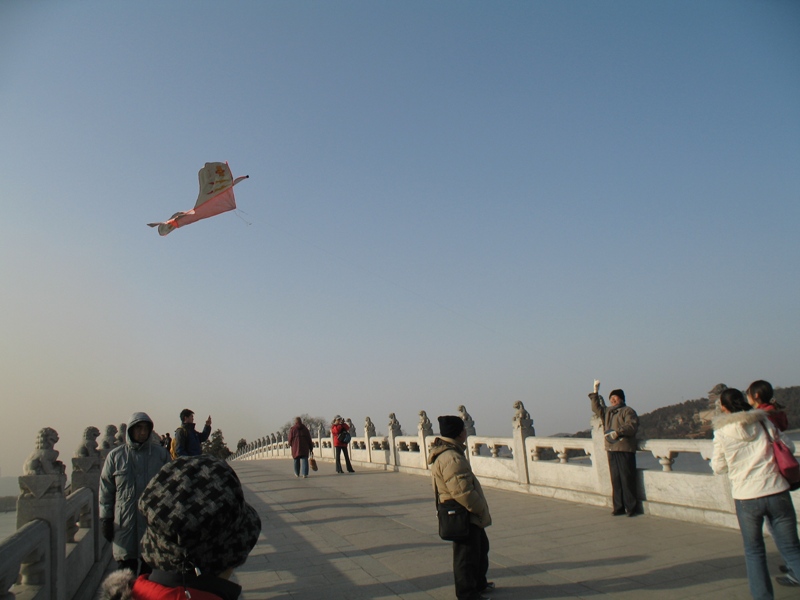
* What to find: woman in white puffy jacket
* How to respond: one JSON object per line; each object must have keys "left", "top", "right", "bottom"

{"left": 712, "top": 387, "right": 800, "bottom": 599}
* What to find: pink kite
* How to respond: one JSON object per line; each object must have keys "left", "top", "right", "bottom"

{"left": 148, "top": 162, "right": 249, "bottom": 236}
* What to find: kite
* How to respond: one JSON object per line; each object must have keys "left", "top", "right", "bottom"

{"left": 148, "top": 162, "right": 249, "bottom": 236}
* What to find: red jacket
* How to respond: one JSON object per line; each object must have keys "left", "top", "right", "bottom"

{"left": 757, "top": 403, "right": 789, "bottom": 432}
{"left": 130, "top": 574, "right": 241, "bottom": 600}
{"left": 331, "top": 422, "right": 350, "bottom": 448}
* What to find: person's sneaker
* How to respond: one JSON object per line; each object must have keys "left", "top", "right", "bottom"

{"left": 302, "top": 475, "right": 307, "bottom": 478}
{"left": 776, "top": 575, "right": 800, "bottom": 587}
{"left": 779, "top": 565, "right": 789, "bottom": 573}
{"left": 479, "top": 582, "right": 496, "bottom": 591}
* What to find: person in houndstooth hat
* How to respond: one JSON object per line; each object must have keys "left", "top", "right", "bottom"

{"left": 98, "top": 454, "right": 261, "bottom": 600}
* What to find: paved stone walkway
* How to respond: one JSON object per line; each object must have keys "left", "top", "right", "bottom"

{"left": 231, "top": 459, "right": 797, "bottom": 599}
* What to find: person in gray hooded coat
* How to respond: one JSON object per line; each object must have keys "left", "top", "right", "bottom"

{"left": 99, "top": 412, "right": 170, "bottom": 574}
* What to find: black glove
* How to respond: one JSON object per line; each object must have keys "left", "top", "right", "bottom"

{"left": 101, "top": 518, "right": 115, "bottom": 543}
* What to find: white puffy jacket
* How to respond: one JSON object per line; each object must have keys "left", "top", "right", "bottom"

{"left": 711, "top": 409, "right": 794, "bottom": 500}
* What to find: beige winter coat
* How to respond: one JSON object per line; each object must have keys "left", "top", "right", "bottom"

{"left": 428, "top": 437, "right": 492, "bottom": 528}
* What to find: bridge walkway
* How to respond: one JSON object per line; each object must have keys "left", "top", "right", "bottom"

{"left": 231, "top": 459, "right": 793, "bottom": 599}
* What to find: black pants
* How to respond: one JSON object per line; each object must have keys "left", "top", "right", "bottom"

{"left": 335, "top": 446, "right": 354, "bottom": 473}
{"left": 453, "top": 524, "right": 489, "bottom": 600}
{"left": 608, "top": 451, "right": 637, "bottom": 514}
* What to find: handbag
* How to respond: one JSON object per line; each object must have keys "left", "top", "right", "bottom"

{"left": 337, "top": 430, "right": 351, "bottom": 444}
{"left": 761, "top": 422, "right": 800, "bottom": 490}
{"left": 434, "top": 481, "right": 470, "bottom": 542}
{"left": 309, "top": 453, "right": 318, "bottom": 472}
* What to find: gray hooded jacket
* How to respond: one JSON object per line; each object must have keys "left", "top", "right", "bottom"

{"left": 99, "top": 412, "right": 170, "bottom": 561}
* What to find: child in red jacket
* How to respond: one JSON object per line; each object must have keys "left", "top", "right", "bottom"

{"left": 747, "top": 379, "right": 789, "bottom": 431}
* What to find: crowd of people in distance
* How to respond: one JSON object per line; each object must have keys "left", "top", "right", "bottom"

{"left": 92, "top": 378, "right": 799, "bottom": 600}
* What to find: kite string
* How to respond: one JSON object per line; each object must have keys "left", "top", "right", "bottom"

{"left": 234, "top": 209, "right": 253, "bottom": 226}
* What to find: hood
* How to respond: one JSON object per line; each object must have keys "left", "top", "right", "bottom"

{"left": 712, "top": 409, "right": 769, "bottom": 441}
{"left": 126, "top": 412, "right": 154, "bottom": 446}
{"left": 427, "top": 436, "right": 463, "bottom": 465}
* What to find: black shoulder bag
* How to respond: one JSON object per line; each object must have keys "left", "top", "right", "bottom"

{"left": 434, "top": 479, "right": 471, "bottom": 542}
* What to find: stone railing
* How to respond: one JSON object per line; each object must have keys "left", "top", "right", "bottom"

{"left": 0, "top": 427, "right": 114, "bottom": 600}
{"left": 231, "top": 402, "right": 799, "bottom": 530}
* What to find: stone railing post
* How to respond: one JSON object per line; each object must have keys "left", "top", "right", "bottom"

{"left": 590, "top": 415, "right": 613, "bottom": 500}
{"left": 71, "top": 456, "right": 102, "bottom": 561}
{"left": 387, "top": 413, "right": 402, "bottom": 469}
{"left": 511, "top": 401, "right": 535, "bottom": 484}
{"left": 18, "top": 428, "right": 68, "bottom": 600}
{"left": 418, "top": 411, "right": 434, "bottom": 467}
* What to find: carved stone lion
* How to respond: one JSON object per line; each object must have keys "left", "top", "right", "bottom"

{"left": 346, "top": 418, "right": 356, "bottom": 436}
{"left": 115, "top": 423, "right": 127, "bottom": 447}
{"left": 418, "top": 410, "right": 433, "bottom": 437}
{"left": 23, "top": 427, "right": 65, "bottom": 476}
{"left": 388, "top": 413, "right": 402, "bottom": 437}
{"left": 458, "top": 405, "right": 476, "bottom": 436}
{"left": 74, "top": 426, "right": 101, "bottom": 458}
{"left": 364, "top": 416, "right": 376, "bottom": 437}
{"left": 100, "top": 424, "right": 118, "bottom": 459}
{"left": 512, "top": 401, "right": 535, "bottom": 435}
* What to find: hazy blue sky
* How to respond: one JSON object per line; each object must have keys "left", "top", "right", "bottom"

{"left": 2, "top": 1, "right": 798, "bottom": 476}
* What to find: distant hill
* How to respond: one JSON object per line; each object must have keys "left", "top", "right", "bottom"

{"left": 570, "top": 385, "right": 800, "bottom": 440}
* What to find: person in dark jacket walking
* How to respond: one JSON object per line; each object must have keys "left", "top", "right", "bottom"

{"left": 99, "top": 412, "right": 170, "bottom": 574}
{"left": 174, "top": 408, "right": 211, "bottom": 457}
{"left": 97, "top": 455, "right": 261, "bottom": 600}
{"left": 288, "top": 416, "right": 314, "bottom": 478}
{"left": 589, "top": 380, "right": 640, "bottom": 516}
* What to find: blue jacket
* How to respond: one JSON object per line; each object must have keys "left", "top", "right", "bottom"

{"left": 99, "top": 412, "right": 170, "bottom": 561}
{"left": 175, "top": 421, "right": 211, "bottom": 456}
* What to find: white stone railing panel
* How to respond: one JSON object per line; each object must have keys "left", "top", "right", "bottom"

{"left": 469, "top": 436, "right": 514, "bottom": 459}
{"left": 470, "top": 454, "right": 519, "bottom": 482}
{"left": 526, "top": 436, "right": 593, "bottom": 464}
{"left": 529, "top": 460, "right": 600, "bottom": 493}
{"left": 1, "top": 519, "right": 51, "bottom": 599}
{"left": 639, "top": 439, "right": 713, "bottom": 472}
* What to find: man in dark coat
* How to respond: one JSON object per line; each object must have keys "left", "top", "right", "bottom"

{"left": 174, "top": 408, "right": 211, "bottom": 457}
{"left": 589, "top": 379, "right": 640, "bottom": 516}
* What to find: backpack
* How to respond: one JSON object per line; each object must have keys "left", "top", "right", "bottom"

{"left": 170, "top": 427, "right": 186, "bottom": 460}
{"left": 337, "top": 430, "right": 351, "bottom": 444}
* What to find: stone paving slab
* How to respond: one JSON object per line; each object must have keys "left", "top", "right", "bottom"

{"left": 230, "top": 459, "right": 797, "bottom": 599}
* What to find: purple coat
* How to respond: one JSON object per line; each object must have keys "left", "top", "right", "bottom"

{"left": 288, "top": 423, "right": 313, "bottom": 458}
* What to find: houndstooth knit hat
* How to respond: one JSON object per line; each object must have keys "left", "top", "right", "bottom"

{"left": 139, "top": 455, "right": 261, "bottom": 576}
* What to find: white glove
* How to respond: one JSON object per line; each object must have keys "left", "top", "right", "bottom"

{"left": 608, "top": 430, "right": 619, "bottom": 440}
{"left": 593, "top": 379, "right": 601, "bottom": 393}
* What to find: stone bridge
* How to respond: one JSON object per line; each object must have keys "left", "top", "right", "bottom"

{"left": 2, "top": 402, "right": 799, "bottom": 599}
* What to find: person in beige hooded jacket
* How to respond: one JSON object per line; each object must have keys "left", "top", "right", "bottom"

{"left": 429, "top": 415, "right": 493, "bottom": 600}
